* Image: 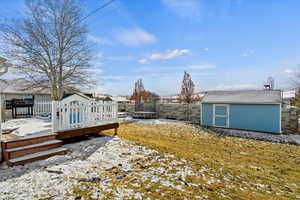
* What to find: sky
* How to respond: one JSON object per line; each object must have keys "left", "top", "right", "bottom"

{"left": 1, "top": 0, "right": 300, "bottom": 96}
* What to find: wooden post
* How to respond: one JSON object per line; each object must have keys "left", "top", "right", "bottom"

{"left": 52, "top": 101, "right": 57, "bottom": 133}
{"left": 114, "top": 127, "right": 118, "bottom": 136}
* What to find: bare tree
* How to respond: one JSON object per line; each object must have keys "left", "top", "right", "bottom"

{"left": 1, "top": 0, "right": 93, "bottom": 100}
{"left": 130, "top": 79, "right": 159, "bottom": 112}
{"left": 0, "top": 57, "right": 9, "bottom": 75}
{"left": 131, "top": 79, "right": 145, "bottom": 102}
{"left": 291, "top": 66, "right": 300, "bottom": 88}
{"left": 291, "top": 67, "right": 300, "bottom": 108}
{"left": 180, "top": 71, "right": 195, "bottom": 103}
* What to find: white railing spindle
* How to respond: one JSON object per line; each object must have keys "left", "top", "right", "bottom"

{"left": 52, "top": 100, "right": 118, "bottom": 132}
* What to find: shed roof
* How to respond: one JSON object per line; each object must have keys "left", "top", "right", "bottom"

{"left": 201, "top": 90, "right": 282, "bottom": 104}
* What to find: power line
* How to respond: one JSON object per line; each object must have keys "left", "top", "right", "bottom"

{"left": 96, "top": 2, "right": 122, "bottom": 20}
{"left": 80, "top": 0, "right": 116, "bottom": 22}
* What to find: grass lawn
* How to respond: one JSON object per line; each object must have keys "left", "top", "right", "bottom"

{"left": 97, "top": 122, "right": 300, "bottom": 199}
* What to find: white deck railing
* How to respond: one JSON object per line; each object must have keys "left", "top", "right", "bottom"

{"left": 52, "top": 100, "right": 118, "bottom": 132}
{"left": 3, "top": 100, "right": 52, "bottom": 116}
{"left": 33, "top": 100, "right": 52, "bottom": 115}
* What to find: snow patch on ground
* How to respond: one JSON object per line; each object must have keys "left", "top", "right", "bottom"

{"left": 2, "top": 118, "right": 52, "bottom": 137}
{"left": 0, "top": 136, "right": 160, "bottom": 199}
{"left": 0, "top": 135, "right": 204, "bottom": 200}
{"left": 136, "top": 118, "right": 186, "bottom": 124}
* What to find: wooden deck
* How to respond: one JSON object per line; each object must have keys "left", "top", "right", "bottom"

{"left": 1, "top": 122, "right": 119, "bottom": 166}
{"left": 55, "top": 122, "right": 119, "bottom": 139}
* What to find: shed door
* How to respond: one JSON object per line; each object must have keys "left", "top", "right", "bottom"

{"left": 213, "top": 104, "right": 229, "bottom": 127}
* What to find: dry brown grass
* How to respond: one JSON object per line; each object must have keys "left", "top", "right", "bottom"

{"left": 101, "top": 122, "right": 300, "bottom": 200}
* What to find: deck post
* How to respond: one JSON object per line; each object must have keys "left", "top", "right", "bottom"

{"left": 52, "top": 101, "right": 57, "bottom": 133}
{"left": 114, "top": 127, "right": 118, "bottom": 136}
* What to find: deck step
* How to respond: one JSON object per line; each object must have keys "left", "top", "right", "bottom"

{"left": 4, "top": 140, "right": 63, "bottom": 160}
{"left": 3, "top": 131, "right": 57, "bottom": 149}
{"left": 7, "top": 147, "right": 67, "bottom": 167}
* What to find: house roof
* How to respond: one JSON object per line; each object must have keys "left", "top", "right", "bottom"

{"left": 201, "top": 90, "right": 282, "bottom": 104}
{"left": 282, "top": 90, "right": 295, "bottom": 99}
{"left": 0, "top": 79, "right": 51, "bottom": 95}
{"left": 112, "top": 96, "right": 130, "bottom": 102}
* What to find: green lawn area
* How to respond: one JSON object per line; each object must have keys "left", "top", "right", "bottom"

{"left": 97, "top": 122, "right": 300, "bottom": 199}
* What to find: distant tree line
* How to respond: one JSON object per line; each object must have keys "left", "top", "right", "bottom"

{"left": 130, "top": 71, "right": 199, "bottom": 104}
{"left": 130, "top": 79, "right": 159, "bottom": 103}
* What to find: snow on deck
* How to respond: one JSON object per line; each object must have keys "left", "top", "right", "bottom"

{"left": 2, "top": 118, "right": 52, "bottom": 137}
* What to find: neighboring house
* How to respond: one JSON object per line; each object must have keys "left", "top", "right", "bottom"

{"left": 0, "top": 79, "right": 52, "bottom": 102}
{"left": 94, "top": 96, "right": 113, "bottom": 101}
{"left": 0, "top": 79, "right": 52, "bottom": 118}
{"left": 160, "top": 94, "right": 180, "bottom": 103}
{"left": 282, "top": 90, "right": 295, "bottom": 109}
{"left": 160, "top": 92, "right": 204, "bottom": 103}
{"left": 0, "top": 79, "right": 109, "bottom": 103}
{"left": 201, "top": 90, "right": 282, "bottom": 133}
{"left": 62, "top": 92, "right": 116, "bottom": 103}
{"left": 112, "top": 96, "right": 130, "bottom": 103}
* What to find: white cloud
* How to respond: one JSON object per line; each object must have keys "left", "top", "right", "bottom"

{"left": 186, "top": 64, "right": 215, "bottom": 70}
{"left": 85, "top": 68, "right": 104, "bottom": 74}
{"left": 215, "top": 83, "right": 259, "bottom": 90}
{"left": 137, "top": 64, "right": 216, "bottom": 72}
{"left": 162, "top": 0, "right": 202, "bottom": 19}
{"left": 105, "top": 56, "right": 135, "bottom": 61}
{"left": 100, "top": 75, "right": 127, "bottom": 80}
{"left": 94, "top": 52, "right": 103, "bottom": 59}
{"left": 284, "top": 69, "right": 294, "bottom": 74}
{"left": 93, "top": 52, "right": 135, "bottom": 61}
{"left": 241, "top": 50, "right": 255, "bottom": 57}
{"left": 91, "top": 61, "right": 104, "bottom": 67}
{"left": 114, "top": 28, "right": 156, "bottom": 47}
{"left": 88, "top": 35, "right": 114, "bottom": 46}
{"left": 138, "top": 59, "right": 148, "bottom": 64}
{"left": 149, "top": 49, "right": 190, "bottom": 60}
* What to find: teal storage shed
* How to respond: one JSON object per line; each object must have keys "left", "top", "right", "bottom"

{"left": 201, "top": 90, "right": 282, "bottom": 133}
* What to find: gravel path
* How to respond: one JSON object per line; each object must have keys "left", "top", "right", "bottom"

{"left": 207, "top": 127, "right": 300, "bottom": 145}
